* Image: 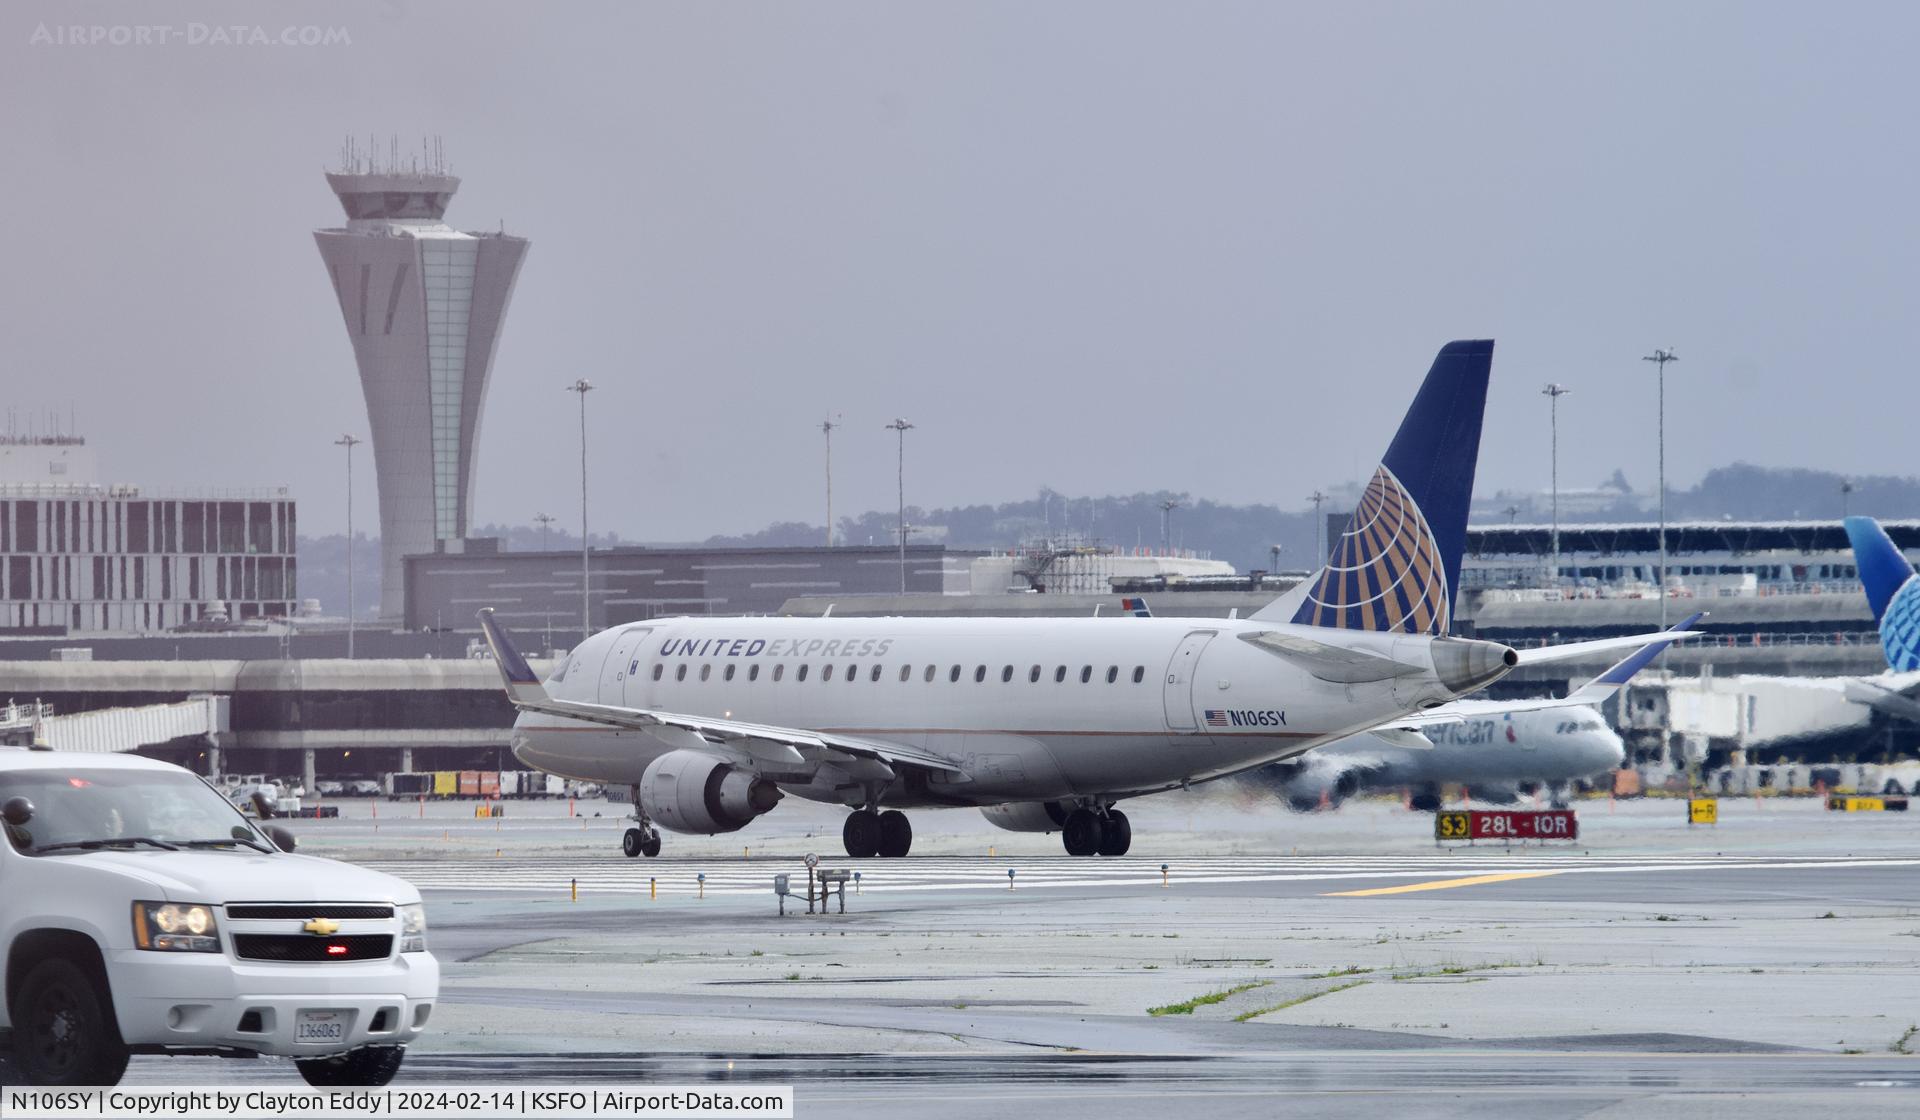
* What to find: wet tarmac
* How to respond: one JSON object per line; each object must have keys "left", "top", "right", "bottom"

{"left": 12, "top": 797, "right": 1919, "bottom": 1115}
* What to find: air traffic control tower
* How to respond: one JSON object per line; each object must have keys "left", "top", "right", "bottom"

{"left": 314, "top": 155, "right": 528, "bottom": 621}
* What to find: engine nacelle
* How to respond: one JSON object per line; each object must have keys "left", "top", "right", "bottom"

{"left": 639, "top": 750, "right": 781, "bottom": 835}
{"left": 979, "top": 801, "right": 1070, "bottom": 833}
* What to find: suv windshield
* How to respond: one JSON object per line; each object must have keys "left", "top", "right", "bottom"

{"left": 0, "top": 769, "right": 268, "bottom": 855}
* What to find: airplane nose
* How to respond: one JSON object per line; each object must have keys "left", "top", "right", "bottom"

{"left": 1598, "top": 729, "right": 1627, "bottom": 769}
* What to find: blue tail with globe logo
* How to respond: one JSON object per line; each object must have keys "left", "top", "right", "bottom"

{"left": 1844, "top": 516, "right": 1920, "bottom": 671}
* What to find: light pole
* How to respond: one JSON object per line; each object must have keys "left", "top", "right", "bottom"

{"left": 821, "top": 416, "right": 838, "bottom": 547}
{"left": 885, "top": 418, "right": 913, "bottom": 592}
{"left": 1542, "top": 383, "right": 1571, "bottom": 586}
{"left": 567, "top": 379, "right": 595, "bottom": 643}
{"left": 1841, "top": 480, "right": 1854, "bottom": 520}
{"left": 1308, "top": 490, "right": 1329, "bottom": 564}
{"left": 1159, "top": 499, "right": 1180, "bottom": 554}
{"left": 533, "top": 512, "right": 555, "bottom": 552}
{"left": 333, "top": 434, "right": 361, "bottom": 658}
{"left": 1642, "top": 349, "right": 1679, "bottom": 627}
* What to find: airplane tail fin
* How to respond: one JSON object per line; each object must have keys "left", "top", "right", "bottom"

{"left": 477, "top": 607, "right": 553, "bottom": 706}
{"left": 1845, "top": 516, "right": 1920, "bottom": 670}
{"left": 1252, "top": 340, "right": 1494, "bottom": 632}
{"left": 1119, "top": 597, "right": 1153, "bottom": 618}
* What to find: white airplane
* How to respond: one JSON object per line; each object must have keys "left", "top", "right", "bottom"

{"left": 481, "top": 340, "right": 1691, "bottom": 858}
{"left": 1267, "top": 613, "right": 1704, "bottom": 811}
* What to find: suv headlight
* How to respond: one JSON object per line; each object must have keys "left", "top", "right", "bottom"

{"left": 133, "top": 902, "right": 220, "bottom": 953}
{"left": 400, "top": 903, "right": 427, "bottom": 953}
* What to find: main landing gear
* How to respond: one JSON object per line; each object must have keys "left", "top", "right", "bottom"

{"left": 622, "top": 785, "right": 662, "bottom": 858}
{"left": 841, "top": 808, "right": 913, "bottom": 858}
{"left": 1062, "top": 807, "right": 1130, "bottom": 857}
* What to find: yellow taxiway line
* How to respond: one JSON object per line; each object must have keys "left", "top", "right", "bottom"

{"left": 1325, "top": 870, "right": 1564, "bottom": 897}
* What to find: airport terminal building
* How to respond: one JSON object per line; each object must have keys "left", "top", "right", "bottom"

{"left": 403, "top": 543, "right": 977, "bottom": 637}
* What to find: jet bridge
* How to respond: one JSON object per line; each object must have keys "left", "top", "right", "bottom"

{"left": 0, "top": 694, "right": 229, "bottom": 758}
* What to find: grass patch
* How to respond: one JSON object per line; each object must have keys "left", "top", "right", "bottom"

{"left": 1304, "top": 965, "right": 1373, "bottom": 979}
{"left": 1234, "top": 980, "right": 1368, "bottom": 1022}
{"left": 1147, "top": 980, "right": 1272, "bottom": 1017}
{"left": 1893, "top": 1025, "right": 1918, "bottom": 1055}
{"left": 782, "top": 972, "right": 801, "bottom": 981}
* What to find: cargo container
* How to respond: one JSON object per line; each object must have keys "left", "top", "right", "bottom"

{"left": 457, "top": 770, "right": 481, "bottom": 797}
{"left": 432, "top": 770, "right": 458, "bottom": 797}
{"left": 477, "top": 771, "right": 500, "bottom": 798}
{"left": 501, "top": 770, "right": 564, "bottom": 798}
{"left": 386, "top": 772, "right": 433, "bottom": 799}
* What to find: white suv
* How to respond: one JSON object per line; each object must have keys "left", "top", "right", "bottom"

{"left": 0, "top": 749, "right": 439, "bottom": 1086}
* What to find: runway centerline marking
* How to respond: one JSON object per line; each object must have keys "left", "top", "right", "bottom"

{"left": 1325, "top": 871, "right": 1565, "bottom": 896}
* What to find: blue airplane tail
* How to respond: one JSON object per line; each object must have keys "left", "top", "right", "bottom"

{"left": 1254, "top": 340, "right": 1494, "bottom": 633}
{"left": 1844, "top": 516, "right": 1920, "bottom": 670}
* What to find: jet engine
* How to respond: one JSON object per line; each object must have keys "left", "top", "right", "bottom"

{"left": 979, "top": 801, "right": 1071, "bottom": 833}
{"left": 1271, "top": 757, "right": 1364, "bottom": 813}
{"left": 639, "top": 750, "right": 781, "bottom": 835}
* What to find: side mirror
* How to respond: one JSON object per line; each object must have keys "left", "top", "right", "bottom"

{"left": 265, "top": 825, "right": 297, "bottom": 853}
{"left": 250, "top": 791, "right": 276, "bottom": 820}
{"left": 2, "top": 797, "right": 33, "bottom": 827}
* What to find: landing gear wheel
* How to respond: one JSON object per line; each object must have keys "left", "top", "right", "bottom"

{"left": 876, "top": 810, "right": 913, "bottom": 857}
{"left": 842, "top": 809, "right": 881, "bottom": 858}
{"left": 296, "top": 1044, "right": 407, "bottom": 1086}
{"left": 623, "top": 827, "right": 662, "bottom": 858}
{"left": 1062, "top": 808, "right": 1103, "bottom": 857}
{"left": 1097, "top": 810, "right": 1132, "bottom": 856}
{"left": 11, "top": 958, "right": 129, "bottom": 1086}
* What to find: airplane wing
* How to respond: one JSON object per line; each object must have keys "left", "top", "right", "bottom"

{"left": 1379, "top": 612, "right": 1705, "bottom": 728}
{"left": 477, "top": 609, "right": 967, "bottom": 781}
{"left": 1511, "top": 625, "right": 1704, "bottom": 667}
{"left": 1842, "top": 674, "right": 1920, "bottom": 723}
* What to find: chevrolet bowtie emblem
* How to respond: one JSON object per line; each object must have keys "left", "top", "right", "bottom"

{"left": 303, "top": 917, "right": 340, "bottom": 936}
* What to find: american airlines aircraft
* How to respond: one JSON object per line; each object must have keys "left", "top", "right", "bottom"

{"left": 1266, "top": 614, "right": 1702, "bottom": 811}
{"left": 481, "top": 340, "right": 1686, "bottom": 858}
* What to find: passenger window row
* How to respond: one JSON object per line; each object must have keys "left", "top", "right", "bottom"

{"left": 650, "top": 661, "right": 1149, "bottom": 685}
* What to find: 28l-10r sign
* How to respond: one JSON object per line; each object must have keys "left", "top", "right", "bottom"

{"left": 1434, "top": 809, "right": 1578, "bottom": 843}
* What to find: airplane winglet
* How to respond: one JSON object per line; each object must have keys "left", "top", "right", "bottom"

{"left": 1563, "top": 611, "right": 1706, "bottom": 703}
{"left": 477, "top": 608, "right": 550, "bottom": 706}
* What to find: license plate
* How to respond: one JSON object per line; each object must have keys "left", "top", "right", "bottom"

{"left": 296, "top": 1010, "right": 347, "bottom": 1043}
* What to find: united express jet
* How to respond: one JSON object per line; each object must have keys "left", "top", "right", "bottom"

{"left": 481, "top": 341, "right": 1685, "bottom": 858}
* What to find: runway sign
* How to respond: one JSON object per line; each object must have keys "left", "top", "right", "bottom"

{"left": 1827, "top": 795, "right": 1910, "bottom": 812}
{"left": 1689, "top": 799, "right": 1719, "bottom": 825}
{"left": 1435, "top": 808, "right": 1577, "bottom": 844}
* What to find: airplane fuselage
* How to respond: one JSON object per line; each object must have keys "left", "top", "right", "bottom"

{"left": 509, "top": 614, "right": 1491, "bottom": 808}
{"left": 1332, "top": 706, "right": 1625, "bottom": 789}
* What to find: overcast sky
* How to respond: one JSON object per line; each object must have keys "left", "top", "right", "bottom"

{"left": 3, "top": 1, "right": 1915, "bottom": 542}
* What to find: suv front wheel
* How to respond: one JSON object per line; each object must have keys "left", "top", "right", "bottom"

{"left": 11, "top": 957, "right": 130, "bottom": 1085}
{"left": 297, "top": 1044, "right": 406, "bottom": 1086}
